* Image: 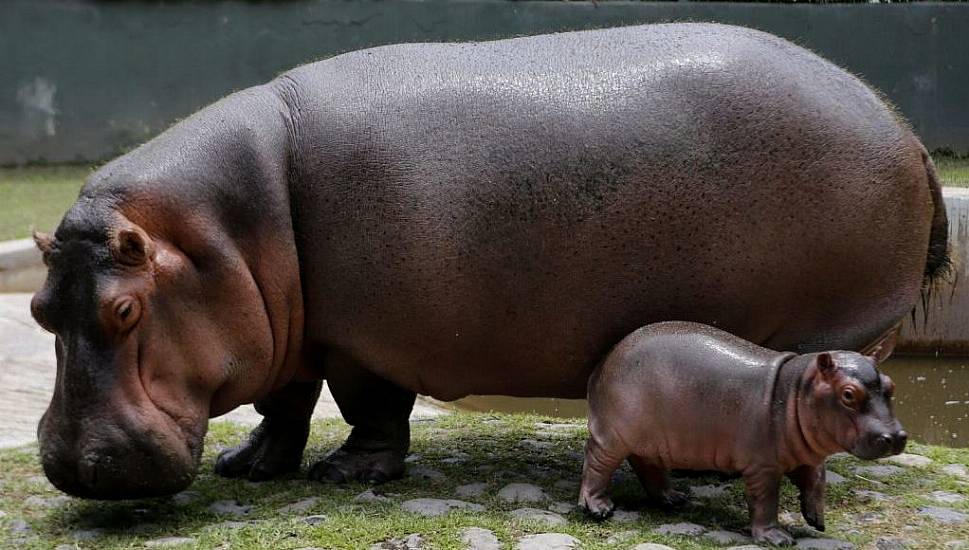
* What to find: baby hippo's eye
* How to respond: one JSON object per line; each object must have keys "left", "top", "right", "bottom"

{"left": 881, "top": 375, "right": 896, "bottom": 398}
{"left": 841, "top": 388, "right": 856, "bottom": 406}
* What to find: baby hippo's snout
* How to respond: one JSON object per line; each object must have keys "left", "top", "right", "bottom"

{"left": 840, "top": 368, "right": 907, "bottom": 461}
{"left": 852, "top": 423, "right": 908, "bottom": 460}
{"left": 881, "top": 429, "right": 908, "bottom": 455}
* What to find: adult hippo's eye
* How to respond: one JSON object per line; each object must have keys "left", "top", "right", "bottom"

{"left": 112, "top": 297, "right": 142, "bottom": 332}
{"left": 117, "top": 300, "right": 133, "bottom": 321}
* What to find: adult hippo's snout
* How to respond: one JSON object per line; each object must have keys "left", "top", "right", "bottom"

{"left": 38, "top": 398, "right": 203, "bottom": 499}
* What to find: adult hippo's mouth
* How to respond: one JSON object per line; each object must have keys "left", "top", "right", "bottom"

{"left": 37, "top": 393, "right": 205, "bottom": 499}
{"left": 36, "top": 343, "right": 208, "bottom": 500}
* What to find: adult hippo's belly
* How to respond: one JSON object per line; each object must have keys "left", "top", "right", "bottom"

{"left": 289, "top": 23, "right": 941, "bottom": 400}
{"left": 30, "top": 23, "right": 947, "bottom": 499}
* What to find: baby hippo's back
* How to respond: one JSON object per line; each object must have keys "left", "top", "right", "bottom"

{"left": 587, "top": 321, "right": 793, "bottom": 471}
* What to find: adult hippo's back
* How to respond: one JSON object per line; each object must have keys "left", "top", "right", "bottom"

{"left": 31, "top": 23, "right": 947, "bottom": 498}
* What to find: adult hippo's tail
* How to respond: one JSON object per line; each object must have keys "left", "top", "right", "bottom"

{"left": 923, "top": 151, "right": 950, "bottom": 286}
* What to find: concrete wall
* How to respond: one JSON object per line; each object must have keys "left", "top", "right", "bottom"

{"left": 899, "top": 188, "right": 969, "bottom": 356}
{"left": 2, "top": 1, "right": 968, "bottom": 165}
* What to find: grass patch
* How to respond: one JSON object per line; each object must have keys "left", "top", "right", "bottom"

{"left": 0, "top": 167, "right": 90, "bottom": 241}
{"left": 936, "top": 156, "right": 969, "bottom": 187}
{"left": 0, "top": 413, "right": 967, "bottom": 549}
{"left": 0, "top": 157, "right": 968, "bottom": 241}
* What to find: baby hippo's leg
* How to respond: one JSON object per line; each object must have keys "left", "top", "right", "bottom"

{"left": 628, "top": 455, "right": 689, "bottom": 508}
{"left": 744, "top": 469, "right": 795, "bottom": 546}
{"left": 788, "top": 464, "right": 826, "bottom": 531}
{"left": 579, "top": 430, "right": 626, "bottom": 520}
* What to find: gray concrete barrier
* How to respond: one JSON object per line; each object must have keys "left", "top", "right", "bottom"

{"left": 898, "top": 188, "right": 969, "bottom": 356}
{"left": 0, "top": 239, "right": 44, "bottom": 294}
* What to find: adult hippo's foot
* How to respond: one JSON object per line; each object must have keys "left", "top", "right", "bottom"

{"left": 308, "top": 430, "right": 409, "bottom": 484}
{"left": 308, "top": 353, "right": 415, "bottom": 484}
{"left": 215, "top": 380, "right": 322, "bottom": 481}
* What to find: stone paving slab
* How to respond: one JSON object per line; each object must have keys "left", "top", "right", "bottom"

{"left": 0, "top": 294, "right": 445, "bottom": 450}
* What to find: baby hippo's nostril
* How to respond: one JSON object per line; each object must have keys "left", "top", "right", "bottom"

{"left": 894, "top": 430, "right": 909, "bottom": 453}
{"left": 877, "top": 433, "right": 893, "bottom": 450}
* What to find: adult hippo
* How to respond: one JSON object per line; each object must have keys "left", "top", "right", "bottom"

{"left": 31, "top": 23, "right": 947, "bottom": 499}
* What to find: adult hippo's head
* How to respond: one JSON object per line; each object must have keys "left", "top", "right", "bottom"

{"left": 29, "top": 87, "right": 305, "bottom": 499}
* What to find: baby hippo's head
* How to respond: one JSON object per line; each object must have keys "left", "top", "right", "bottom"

{"left": 807, "top": 352, "right": 907, "bottom": 460}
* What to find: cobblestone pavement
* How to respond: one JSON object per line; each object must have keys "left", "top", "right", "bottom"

{"left": 0, "top": 293, "right": 444, "bottom": 449}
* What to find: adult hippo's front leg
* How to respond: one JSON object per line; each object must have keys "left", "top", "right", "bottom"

{"left": 215, "top": 380, "right": 323, "bottom": 481}
{"left": 308, "top": 352, "right": 416, "bottom": 484}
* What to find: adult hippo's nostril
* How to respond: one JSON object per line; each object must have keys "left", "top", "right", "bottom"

{"left": 78, "top": 452, "right": 100, "bottom": 488}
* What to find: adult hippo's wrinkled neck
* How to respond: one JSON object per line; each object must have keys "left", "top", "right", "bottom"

{"left": 31, "top": 84, "right": 307, "bottom": 498}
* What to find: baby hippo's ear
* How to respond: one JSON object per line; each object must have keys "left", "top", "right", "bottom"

{"left": 816, "top": 352, "right": 839, "bottom": 380}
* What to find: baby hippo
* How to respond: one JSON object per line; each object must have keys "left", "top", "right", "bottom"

{"left": 580, "top": 321, "right": 906, "bottom": 546}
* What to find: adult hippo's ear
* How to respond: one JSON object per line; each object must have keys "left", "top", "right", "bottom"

{"left": 111, "top": 227, "right": 154, "bottom": 267}
{"left": 862, "top": 327, "right": 899, "bottom": 365}
{"left": 33, "top": 231, "right": 54, "bottom": 262}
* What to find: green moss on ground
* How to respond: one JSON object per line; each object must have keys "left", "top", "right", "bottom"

{"left": 0, "top": 413, "right": 966, "bottom": 549}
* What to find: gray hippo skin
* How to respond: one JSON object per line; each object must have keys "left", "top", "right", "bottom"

{"left": 580, "top": 321, "right": 906, "bottom": 546}
{"left": 31, "top": 23, "right": 946, "bottom": 498}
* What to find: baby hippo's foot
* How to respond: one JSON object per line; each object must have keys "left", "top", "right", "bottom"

{"left": 578, "top": 494, "right": 615, "bottom": 521}
{"left": 752, "top": 525, "right": 795, "bottom": 547}
{"left": 658, "top": 488, "right": 690, "bottom": 509}
{"left": 802, "top": 507, "right": 825, "bottom": 532}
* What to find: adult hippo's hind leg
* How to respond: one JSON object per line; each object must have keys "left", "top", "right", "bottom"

{"left": 215, "top": 380, "right": 322, "bottom": 481}
{"left": 308, "top": 353, "right": 415, "bottom": 484}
